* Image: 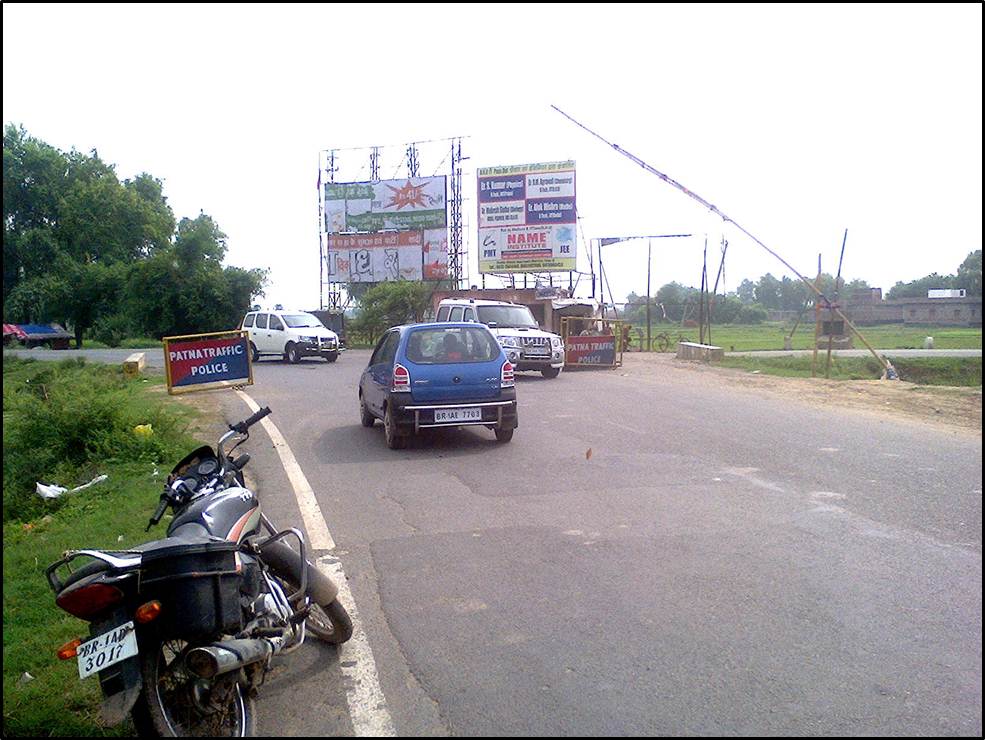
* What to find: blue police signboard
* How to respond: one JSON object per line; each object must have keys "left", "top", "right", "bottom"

{"left": 164, "top": 331, "right": 253, "bottom": 395}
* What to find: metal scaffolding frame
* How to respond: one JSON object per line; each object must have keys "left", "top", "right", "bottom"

{"left": 317, "top": 137, "right": 467, "bottom": 312}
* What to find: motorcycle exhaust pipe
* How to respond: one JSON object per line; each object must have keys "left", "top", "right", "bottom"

{"left": 185, "top": 637, "right": 282, "bottom": 679}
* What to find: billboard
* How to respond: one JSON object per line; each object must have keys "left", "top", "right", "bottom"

{"left": 324, "top": 177, "right": 447, "bottom": 233}
{"left": 477, "top": 161, "right": 576, "bottom": 273}
{"left": 327, "top": 229, "right": 448, "bottom": 283}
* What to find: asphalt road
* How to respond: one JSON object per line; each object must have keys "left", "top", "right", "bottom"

{"left": 211, "top": 350, "right": 980, "bottom": 736}
{"left": 8, "top": 347, "right": 980, "bottom": 735}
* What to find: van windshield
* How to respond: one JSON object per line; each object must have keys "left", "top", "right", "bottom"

{"left": 282, "top": 314, "right": 323, "bottom": 328}
{"left": 476, "top": 305, "right": 538, "bottom": 329}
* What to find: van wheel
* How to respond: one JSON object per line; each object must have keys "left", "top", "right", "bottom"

{"left": 541, "top": 367, "right": 561, "bottom": 379}
{"left": 285, "top": 343, "right": 301, "bottom": 364}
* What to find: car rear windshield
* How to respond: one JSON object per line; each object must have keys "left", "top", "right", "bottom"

{"left": 405, "top": 327, "right": 501, "bottom": 364}
{"left": 476, "top": 305, "right": 539, "bottom": 328}
{"left": 282, "top": 314, "right": 323, "bottom": 328}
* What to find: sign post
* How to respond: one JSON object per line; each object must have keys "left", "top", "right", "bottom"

{"left": 163, "top": 330, "right": 253, "bottom": 395}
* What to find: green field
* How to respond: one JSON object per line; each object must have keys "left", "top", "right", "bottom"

{"left": 717, "top": 355, "right": 982, "bottom": 386}
{"left": 628, "top": 322, "right": 982, "bottom": 352}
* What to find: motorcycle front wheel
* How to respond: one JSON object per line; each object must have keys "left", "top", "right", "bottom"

{"left": 131, "top": 638, "right": 256, "bottom": 737}
{"left": 280, "top": 577, "right": 353, "bottom": 645}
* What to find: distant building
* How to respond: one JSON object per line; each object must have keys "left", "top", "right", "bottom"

{"left": 845, "top": 294, "right": 981, "bottom": 327}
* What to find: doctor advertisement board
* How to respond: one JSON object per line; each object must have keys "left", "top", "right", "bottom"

{"left": 164, "top": 331, "right": 253, "bottom": 395}
{"left": 477, "top": 161, "right": 576, "bottom": 273}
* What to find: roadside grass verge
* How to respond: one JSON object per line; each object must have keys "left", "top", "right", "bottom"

{"left": 2, "top": 354, "right": 204, "bottom": 736}
{"left": 717, "top": 355, "right": 982, "bottom": 386}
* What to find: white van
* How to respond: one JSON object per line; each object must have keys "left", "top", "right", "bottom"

{"left": 241, "top": 308, "right": 342, "bottom": 364}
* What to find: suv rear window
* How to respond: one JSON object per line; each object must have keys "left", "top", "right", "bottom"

{"left": 405, "top": 327, "right": 500, "bottom": 364}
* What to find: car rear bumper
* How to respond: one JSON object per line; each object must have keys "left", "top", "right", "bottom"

{"left": 390, "top": 395, "right": 518, "bottom": 433}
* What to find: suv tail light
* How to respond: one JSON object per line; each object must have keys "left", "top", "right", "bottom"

{"left": 392, "top": 363, "right": 411, "bottom": 392}
{"left": 501, "top": 360, "right": 515, "bottom": 388}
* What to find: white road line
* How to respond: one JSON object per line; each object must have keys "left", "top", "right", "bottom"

{"left": 236, "top": 391, "right": 335, "bottom": 550}
{"left": 235, "top": 390, "right": 395, "bottom": 737}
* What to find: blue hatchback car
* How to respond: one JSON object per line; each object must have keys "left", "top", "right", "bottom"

{"left": 358, "top": 322, "right": 519, "bottom": 449}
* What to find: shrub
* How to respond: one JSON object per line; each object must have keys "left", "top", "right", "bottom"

{"left": 2, "top": 357, "right": 192, "bottom": 521}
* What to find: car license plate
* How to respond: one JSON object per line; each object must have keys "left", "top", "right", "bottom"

{"left": 434, "top": 407, "right": 482, "bottom": 424}
{"left": 77, "top": 621, "right": 138, "bottom": 679}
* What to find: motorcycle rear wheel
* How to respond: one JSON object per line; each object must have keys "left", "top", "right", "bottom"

{"left": 132, "top": 638, "right": 256, "bottom": 737}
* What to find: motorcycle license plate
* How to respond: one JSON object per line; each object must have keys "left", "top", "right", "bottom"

{"left": 77, "top": 621, "right": 138, "bottom": 679}
{"left": 434, "top": 407, "right": 482, "bottom": 424}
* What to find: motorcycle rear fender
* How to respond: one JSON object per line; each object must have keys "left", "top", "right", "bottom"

{"left": 258, "top": 539, "right": 339, "bottom": 605}
{"left": 91, "top": 608, "right": 143, "bottom": 725}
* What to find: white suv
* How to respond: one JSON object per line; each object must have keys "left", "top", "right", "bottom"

{"left": 436, "top": 298, "right": 564, "bottom": 378}
{"left": 241, "top": 308, "right": 342, "bottom": 364}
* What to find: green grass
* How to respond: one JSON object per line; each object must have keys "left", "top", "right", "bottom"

{"left": 629, "top": 322, "right": 982, "bottom": 352}
{"left": 2, "top": 355, "right": 206, "bottom": 736}
{"left": 717, "top": 355, "right": 982, "bottom": 386}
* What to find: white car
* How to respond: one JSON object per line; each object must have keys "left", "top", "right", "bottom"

{"left": 241, "top": 308, "right": 342, "bottom": 364}
{"left": 435, "top": 298, "right": 564, "bottom": 378}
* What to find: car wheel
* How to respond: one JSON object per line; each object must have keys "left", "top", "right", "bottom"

{"left": 359, "top": 395, "right": 375, "bottom": 427}
{"left": 384, "top": 405, "right": 406, "bottom": 449}
{"left": 285, "top": 343, "right": 301, "bottom": 364}
{"left": 325, "top": 352, "right": 338, "bottom": 363}
{"left": 250, "top": 342, "right": 260, "bottom": 363}
{"left": 495, "top": 428, "right": 514, "bottom": 443}
{"left": 541, "top": 366, "right": 561, "bottom": 379}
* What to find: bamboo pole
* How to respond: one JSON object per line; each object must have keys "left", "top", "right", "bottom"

{"left": 552, "top": 106, "right": 894, "bottom": 376}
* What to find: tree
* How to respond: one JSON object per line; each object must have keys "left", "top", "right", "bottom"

{"left": 955, "top": 250, "right": 982, "bottom": 296}
{"left": 349, "top": 282, "right": 435, "bottom": 343}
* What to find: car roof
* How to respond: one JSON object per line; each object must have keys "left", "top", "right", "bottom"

{"left": 396, "top": 321, "right": 491, "bottom": 332}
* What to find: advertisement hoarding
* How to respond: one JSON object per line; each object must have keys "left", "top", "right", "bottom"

{"left": 324, "top": 177, "right": 447, "bottom": 234}
{"left": 477, "top": 161, "right": 576, "bottom": 273}
{"left": 327, "top": 229, "right": 448, "bottom": 283}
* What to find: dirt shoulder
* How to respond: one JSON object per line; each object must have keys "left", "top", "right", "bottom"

{"left": 616, "top": 353, "right": 982, "bottom": 436}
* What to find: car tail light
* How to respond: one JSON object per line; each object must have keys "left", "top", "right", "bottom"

{"left": 56, "top": 583, "right": 124, "bottom": 620}
{"left": 392, "top": 363, "right": 411, "bottom": 393}
{"left": 501, "top": 360, "right": 515, "bottom": 388}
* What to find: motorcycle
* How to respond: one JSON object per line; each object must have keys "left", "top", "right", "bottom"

{"left": 45, "top": 406, "right": 352, "bottom": 736}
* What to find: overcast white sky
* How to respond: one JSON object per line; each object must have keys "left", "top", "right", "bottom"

{"left": 4, "top": 3, "right": 981, "bottom": 310}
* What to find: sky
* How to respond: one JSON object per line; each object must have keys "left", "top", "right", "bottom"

{"left": 3, "top": 3, "right": 982, "bottom": 311}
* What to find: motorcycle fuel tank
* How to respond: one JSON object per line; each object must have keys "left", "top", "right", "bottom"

{"left": 168, "top": 487, "right": 260, "bottom": 543}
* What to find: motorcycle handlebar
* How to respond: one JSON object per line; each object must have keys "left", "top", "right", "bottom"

{"left": 146, "top": 495, "right": 169, "bottom": 531}
{"left": 230, "top": 406, "right": 272, "bottom": 434}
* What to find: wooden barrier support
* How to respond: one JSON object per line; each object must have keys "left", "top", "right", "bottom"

{"left": 123, "top": 352, "right": 146, "bottom": 378}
